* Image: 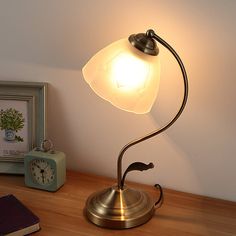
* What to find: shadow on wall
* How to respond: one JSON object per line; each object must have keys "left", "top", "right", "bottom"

{"left": 46, "top": 84, "right": 78, "bottom": 164}
{"left": 149, "top": 56, "right": 236, "bottom": 201}
{"left": 0, "top": 0, "right": 159, "bottom": 71}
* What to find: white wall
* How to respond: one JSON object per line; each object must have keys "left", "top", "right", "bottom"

{"left": 0, "top": 0, "right": 235, "bottom": 201}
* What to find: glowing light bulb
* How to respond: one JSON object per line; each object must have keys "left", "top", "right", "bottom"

{"left": 82, "top": 38, "right": 160, "bottom": 114}
{"left": 111, "top": 53, "right": 150, "bottom": 91}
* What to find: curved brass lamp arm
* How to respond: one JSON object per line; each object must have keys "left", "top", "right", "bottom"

{"left": 117, "top": 30, "right": 189, "bottom": 189}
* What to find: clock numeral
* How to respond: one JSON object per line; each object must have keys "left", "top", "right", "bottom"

{"left": 30, "top": 159, "right": 55, "bottom": 186}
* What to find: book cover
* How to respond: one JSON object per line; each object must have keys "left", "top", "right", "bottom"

{"left": 0, "top": 194, "right": 40, "bottom": 235}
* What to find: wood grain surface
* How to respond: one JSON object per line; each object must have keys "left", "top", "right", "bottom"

{"left": 0, "top": 170, "right": 235, "bottom": 236}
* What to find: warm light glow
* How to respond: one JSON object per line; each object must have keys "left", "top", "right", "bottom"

{"left": 112, "top": 53, "right": 150, "bottom": 91}
{"left": 82, "top": 38, "right": 160, "bottom": 114}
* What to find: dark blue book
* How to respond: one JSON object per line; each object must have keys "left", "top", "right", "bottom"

{"left": 0, "top": 194, "right": 40, "bottom": 235}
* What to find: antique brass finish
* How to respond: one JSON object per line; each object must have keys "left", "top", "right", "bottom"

{"left": 85, "top": 185, "right": 155, "bottom": 229}
{"left": 84, "top": 29, "right": 188, "bottom": 229}
{"left": 129, "top": 31, "right": 159, "bottom": 56}
{"left": 117, "top": 29, "right": 188, "bottom": 189}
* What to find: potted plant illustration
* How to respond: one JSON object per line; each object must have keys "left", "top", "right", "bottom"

{"left": 0, "top": 108, "right": 25, "bottom": 142}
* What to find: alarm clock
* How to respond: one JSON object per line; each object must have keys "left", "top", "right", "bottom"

{"left": 24, "top": 140, "right": 66, "bottom": 192}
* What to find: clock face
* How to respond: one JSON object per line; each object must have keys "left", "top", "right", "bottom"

{"left": 30, "top": 159, "right": 55, "bottom": 186}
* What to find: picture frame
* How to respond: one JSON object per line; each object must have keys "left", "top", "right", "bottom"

{"left": 0, "top": 81, "right": 47, "bottom": 174}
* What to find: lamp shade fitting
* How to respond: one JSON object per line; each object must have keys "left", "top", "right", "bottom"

{"left": 82, "top": 38, "right": 160, "bottom": 114}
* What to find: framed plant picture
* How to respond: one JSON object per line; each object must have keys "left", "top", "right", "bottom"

{"left": 0, "top": 81, "right": 47, "bottom": 174}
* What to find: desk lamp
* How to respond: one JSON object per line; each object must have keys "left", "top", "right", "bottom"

{"left": 82, "top": 29, "right": 188, "bottom": 229}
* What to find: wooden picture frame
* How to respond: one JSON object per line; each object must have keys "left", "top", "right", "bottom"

{"left": 0, "top": 81, "right": 47, "bottom": 174}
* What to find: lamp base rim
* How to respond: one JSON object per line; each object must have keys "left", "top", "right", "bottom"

{"left": 85, "top": 185, "right": 155, "bottom": 229}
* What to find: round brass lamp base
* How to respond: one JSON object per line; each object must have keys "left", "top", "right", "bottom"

{"left": 85, "top": 185, "right": 155, "bottom": 229}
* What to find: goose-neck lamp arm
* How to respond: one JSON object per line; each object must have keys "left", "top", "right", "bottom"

{"left": 83, "top": 29, "right": 189, "bottom": 229}
{"left": 117, "top": 29, "right": 189, "bottom": 189}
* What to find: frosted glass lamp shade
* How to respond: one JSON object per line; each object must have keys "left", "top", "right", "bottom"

{"left": 83, "top": 29, "right": 189, "bottom": 229}
{"left": 82, "top": 38, "right": 160, "bottom": 114}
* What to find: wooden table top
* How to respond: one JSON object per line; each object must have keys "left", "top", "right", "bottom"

{"left": 0, "top": 170, "right": 235, "bottom": 236}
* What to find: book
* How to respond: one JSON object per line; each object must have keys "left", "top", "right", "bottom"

{"left": 0, "top": 194, "right": 40, "bottom": 235}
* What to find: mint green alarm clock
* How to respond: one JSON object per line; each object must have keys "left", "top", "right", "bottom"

{"left": 24, "top": 140, "right": 66, "bottom": 192}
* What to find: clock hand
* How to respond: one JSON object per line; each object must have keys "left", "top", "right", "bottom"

{"left": 41, "top": 173, "right": 45, "bottom": 183}
{"left": 35, "top": 164, "right": 42, "bottom": 169}
{"left": 40, "top": 169, "right": 45, "bottom": 183}
{"left": 43, "top": 164, "right": 49, "bottom": 170}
